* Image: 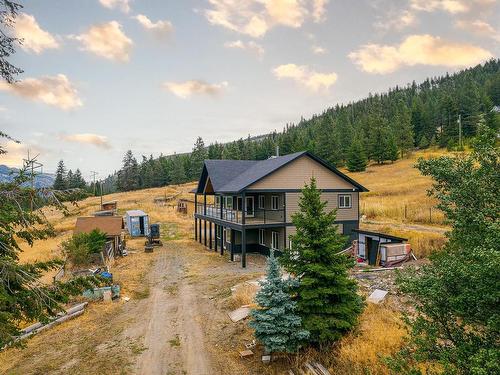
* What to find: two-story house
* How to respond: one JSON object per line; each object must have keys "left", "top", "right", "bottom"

{"left": 192, "top": 151, "right": 368, "bottom": 267}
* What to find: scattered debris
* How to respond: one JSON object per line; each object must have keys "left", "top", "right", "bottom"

{"left": 228, "top": 306, "right": 251, "bottom": 322}
{"left": 239, "top": 349, "right": 254, "bottom": 358}
{"left": 261, "top": 354, "right": 271, "bottom": 364}
{"left": 103, "top": 289, "right": 112, "bottom": 303}
{"left": 244, "top": 339, "right": 256, "bottom": 349}
{"left": 368, "top": 289, "right": 389, "bottom": 304}
{"left": 83, "top": 285, "right": 120, "bottom": 300}
{"left": 122, "top": 296, "right": 130, "bottom": 302}
{"left": 362, "top": 266, "right": 402, "bottom": 272}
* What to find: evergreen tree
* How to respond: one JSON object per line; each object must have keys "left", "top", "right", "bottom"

{"left": 418, "top": 135, "right": 430, "bottom": 149}
{"left": 249, "top": 251, "right": 309, "bottom": 353}
{"left": 346, "top": 138, "right": 368, "bottom": 172}
{"left": 170, "top": 154, "right": 187, "bottom": 184}
{"left": 53, "top": 160, "right": 67, "bottom": 190}
{"left": 73, "top": 169, "right": 86, "bottom": 189}
{"left": 384, "top": 134, "right": 399, "bottom": 162}
{"left": 116, "top": 150, "right": 140, "bottom": 191}
{"left": 394, "top": 101, "right": 414, "bottom": 158}
{"left": 189, "top": 137, "right": 207, "bottom": 180}
{"left": 281, "top": 178, "right": 363, "bottom": 344}
{"left": 66, "top": 169, "right": 75, "bottom": 188}
{"left": 390, "top": 125, "right": 500, "bottom": 374}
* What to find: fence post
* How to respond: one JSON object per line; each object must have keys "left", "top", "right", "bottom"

{"left": 429, "top": 207, "right": 432, "bottom": 223}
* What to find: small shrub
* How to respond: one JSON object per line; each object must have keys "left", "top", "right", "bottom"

{"left": 63, "top": 229, "right": 107, "bottom": 266}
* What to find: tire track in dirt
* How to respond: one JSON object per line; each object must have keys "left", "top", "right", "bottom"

{"left": 125, "top": 243, "right": 213, "bottom": 375}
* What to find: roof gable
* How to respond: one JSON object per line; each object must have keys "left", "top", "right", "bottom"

{"left": 196, "top": 151, "right": 368, "bottom": 194}
{"left": 74, "top": 216, "right": 124, "bottom": 236}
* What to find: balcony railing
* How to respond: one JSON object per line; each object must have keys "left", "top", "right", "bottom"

{"left": 196, "top": 203, "right": 285, "bottom": 224}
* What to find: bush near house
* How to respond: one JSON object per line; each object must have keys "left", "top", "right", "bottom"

{"left": 63, "top": 229, "right": 107, "bottom": 266}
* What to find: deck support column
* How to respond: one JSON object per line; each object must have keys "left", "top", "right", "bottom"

{"left": 214, "top": 224, "right": 218, "bottom": 252}
{"left": 230, "top": 229, "right": 235, "bottom": 261}
{"left": 241, "top": 228, "right": 246, "bottom": 268}
{"left": 209, "top": 221, "right": 213, "bottom": 249}
{"left": 220, "top": 227, "right": 224, "bottom": 255}
{"left": 194, "top": 217, "right": 197, "bottom": 241}
{"left": 204, "top": 220, "right": 207, "bottom": 247}
{"left": 198, "top": 218, "right": 202, "bottom": 244}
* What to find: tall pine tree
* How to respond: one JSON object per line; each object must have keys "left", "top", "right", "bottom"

{"left": 346, "top": 138, "right": 368, "bottom": 172}
{"left": 281, "top": 178, "right": 363, "bottom": 344}
{"left": 53, "top": 160, "right": 67, "bottom": 190}
{"left": 249, "top": 251, "right": 309, "bottom": 354}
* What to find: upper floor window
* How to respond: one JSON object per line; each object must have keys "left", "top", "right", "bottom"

{"left": 258, "top": 195, "right": 265, "bottom": 209}
{"left": 215, "top": 196, "right": 220, "bottom": 207}
{"left": 339, "top": 194, "right": 352, "bottom": 209}
{"left": 271, "top": 195, "right": 279, "bottom": 210}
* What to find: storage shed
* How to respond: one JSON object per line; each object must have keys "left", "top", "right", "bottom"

{"left": 74, "top": 216, "right": 124, "bottom": 255}
{"left": 177, "top": 198, "right": 195, "bottom": 216}
{"left": 101, "top": 200, "right": 117, "bottom": 212}
{"left": 125, "top": 210, "right": 150, "bottom": 237}
{"left": 352, "top": 229, "right": 408, "bottom": 266}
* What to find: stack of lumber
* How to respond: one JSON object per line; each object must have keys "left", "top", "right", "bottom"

{"left": 288, "top": 361, "right": 331, "bottom": 375}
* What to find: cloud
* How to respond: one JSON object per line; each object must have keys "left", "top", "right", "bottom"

{"left": 134, "top": 14, "right": 173, "bottom": 37}
{"left": 60, "top": 133, "right": 111, "bottom": 148}
{"left": 374, "top": 9, "right": 417, "bottom": 31}
{"left": 71, "top": 21, "right": 132, "bottom": 62}
{"left": 456, "top": 19, "right": 500, "bottom": 41}
{"left": 273, "top": 63, "right": 337, "bottom": 92}
{"left": 204, "top": 0, "right": 328, "bottom": 38}
{"left": 0, "top": 74, "right": 82, "bottom": 110}
{"left": 163, "top": 80, "right": 229, "bottom": 99}
{"left": 224, "top": 40, "right": 264, "bottom": 58}
{"left": 349, "top": 34, "right": 493, "bottom": 74}
{"left": 15, "top": 13, "right": 60, "bottom": 54}
{"left": 311, "top": 45, "right": 327, "bottom": 54}
{"left": 99, "top": 0, "right": 131, "bottom": 13}
{"left": 410, "top": 0, "right": 468, "bottom": 13}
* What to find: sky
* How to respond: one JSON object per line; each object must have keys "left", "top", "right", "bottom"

{"left": 1, "top": 0, "right": 499, "bottom": 179}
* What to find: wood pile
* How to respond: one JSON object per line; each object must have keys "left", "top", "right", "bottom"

{"left": 289, "top": 361, "right": 331, "bottom": 375}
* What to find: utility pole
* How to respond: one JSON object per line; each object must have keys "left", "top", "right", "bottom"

{"left": 23, "top": 150, "right": 43, "bottom": 211}
{"left": 100, "top": 181, "right": 104, "bottom": 207}
{"left": 90, "top": 171, "right": 98, "bottom": 196}
{"left": 457, "top": 114, "right": 462, "bottom": 149}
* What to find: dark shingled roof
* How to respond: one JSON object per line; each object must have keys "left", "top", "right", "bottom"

{"left": 195, "top": 151, "right": 368, "bottom": 194}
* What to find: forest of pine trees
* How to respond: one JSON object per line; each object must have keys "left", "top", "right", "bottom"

{"left": 52, "top": 160, "right": 87, "bottom": 190}
{"left": 104, "top": 60, "right": 499, "bottom": 192}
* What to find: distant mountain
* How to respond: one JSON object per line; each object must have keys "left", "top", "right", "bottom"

{"left": 0, "top": 165, "right": 55, "bottom": 188}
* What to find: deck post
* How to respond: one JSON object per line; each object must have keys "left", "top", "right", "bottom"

{"left": 220, "top": 226, "right": 224, "bottom": 255}
{"left": 214, "top": 224, "right": 218, "bottom": 251}
{"left": 241, "top": 228, "right": 246, "bottom": 268}
{"left": 209, "top": 221, "right": 213, "bottom": 249}
{"left": 194, "top": 217, "right": 198, "bottom": 241}
{"left": 194, "top": 194, "right": 198, "bottom": 240}
{"left": 242, "top": 192, "right": 246, "bottom": 225}
{"left": 230, "top": 229, "right": 235, "bottom": 261}
{"left": 198, "top": 218, "right": 202, "bottom": 244}
{"left": 203, "top": 193, "right": 207, "bottom": 215}
{"left": 204, "top": 219, "right": 207, "bottom": 247}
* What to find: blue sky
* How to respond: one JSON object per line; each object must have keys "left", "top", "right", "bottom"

{"left": 1, "top": 0, "right": 498, "bottom": 179}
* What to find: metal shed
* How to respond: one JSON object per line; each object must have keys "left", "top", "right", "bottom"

{"left": 125, "top": 210, "right": 150, "bottom": 237}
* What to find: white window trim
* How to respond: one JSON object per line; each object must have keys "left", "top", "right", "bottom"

{"left": 271, "top": 195, "right": 279, "bottom": 210}
{"left": 339, "top": 194, "right": 352, "bottom": 209}
{"left": 224, "top": 196, "right": 233, "bottom": 209}
{"left": 259, "top": 229, "right": 265, "bottom": 245}
{"left": 258, "top": 195, "right": 265, "bottom": 209}
{"left": 271, "top": 231, "right": 279, "bottom": 250}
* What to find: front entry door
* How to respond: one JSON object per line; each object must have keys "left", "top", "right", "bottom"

{"left": 245, "top": 196, "right": 254, "bottom": 217}
{"left": 367, "top": 237, "right": 379, "bottom": 265}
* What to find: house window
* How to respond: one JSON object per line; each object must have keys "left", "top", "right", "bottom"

{"left": 224, "top": 196, "right": 233, "bottom": 209}
{"left": 258, "top": 195, "right": 265, "bottom": 209}
{"left": 271, "top": 195, "right": 279, "bottom": 210}
{"left": 259, "top": 229, "right": 265, "bottom": 245}
{"left": 339, "top": 194, "right": 352, "bottom": 209}
{"left": 215, "top": 196, "right": 220, "bottom": 207}
{"left": 226, "top": 227, "right": 231, "bottom": 242}
{"left": 271, "top": 231, "right": 279, "bottom": 250}
{"left": 216, "top": 226, "right": 221, "bottom": 239}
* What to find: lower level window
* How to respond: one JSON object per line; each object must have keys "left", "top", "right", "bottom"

{"left": 339, "top": 194, "right": 352, "bottom": 208}
{"left": 271, "top": 231, "right": 279, "bottom": 250}
{"left": 259, "top": 229, "right": 265, "bottom": 245}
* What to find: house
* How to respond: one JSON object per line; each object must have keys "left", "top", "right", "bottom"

{"left": 177, "top": 198, "right": 195, "bottom": 215}
{"left": 74, "top": 216, "right": 124, "bottom": 255}
{"left": 193, "top": 151, "right": 368, "bottom": 267}
{"left": 125, "top": 210, "right": 150, "bottom": 237}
